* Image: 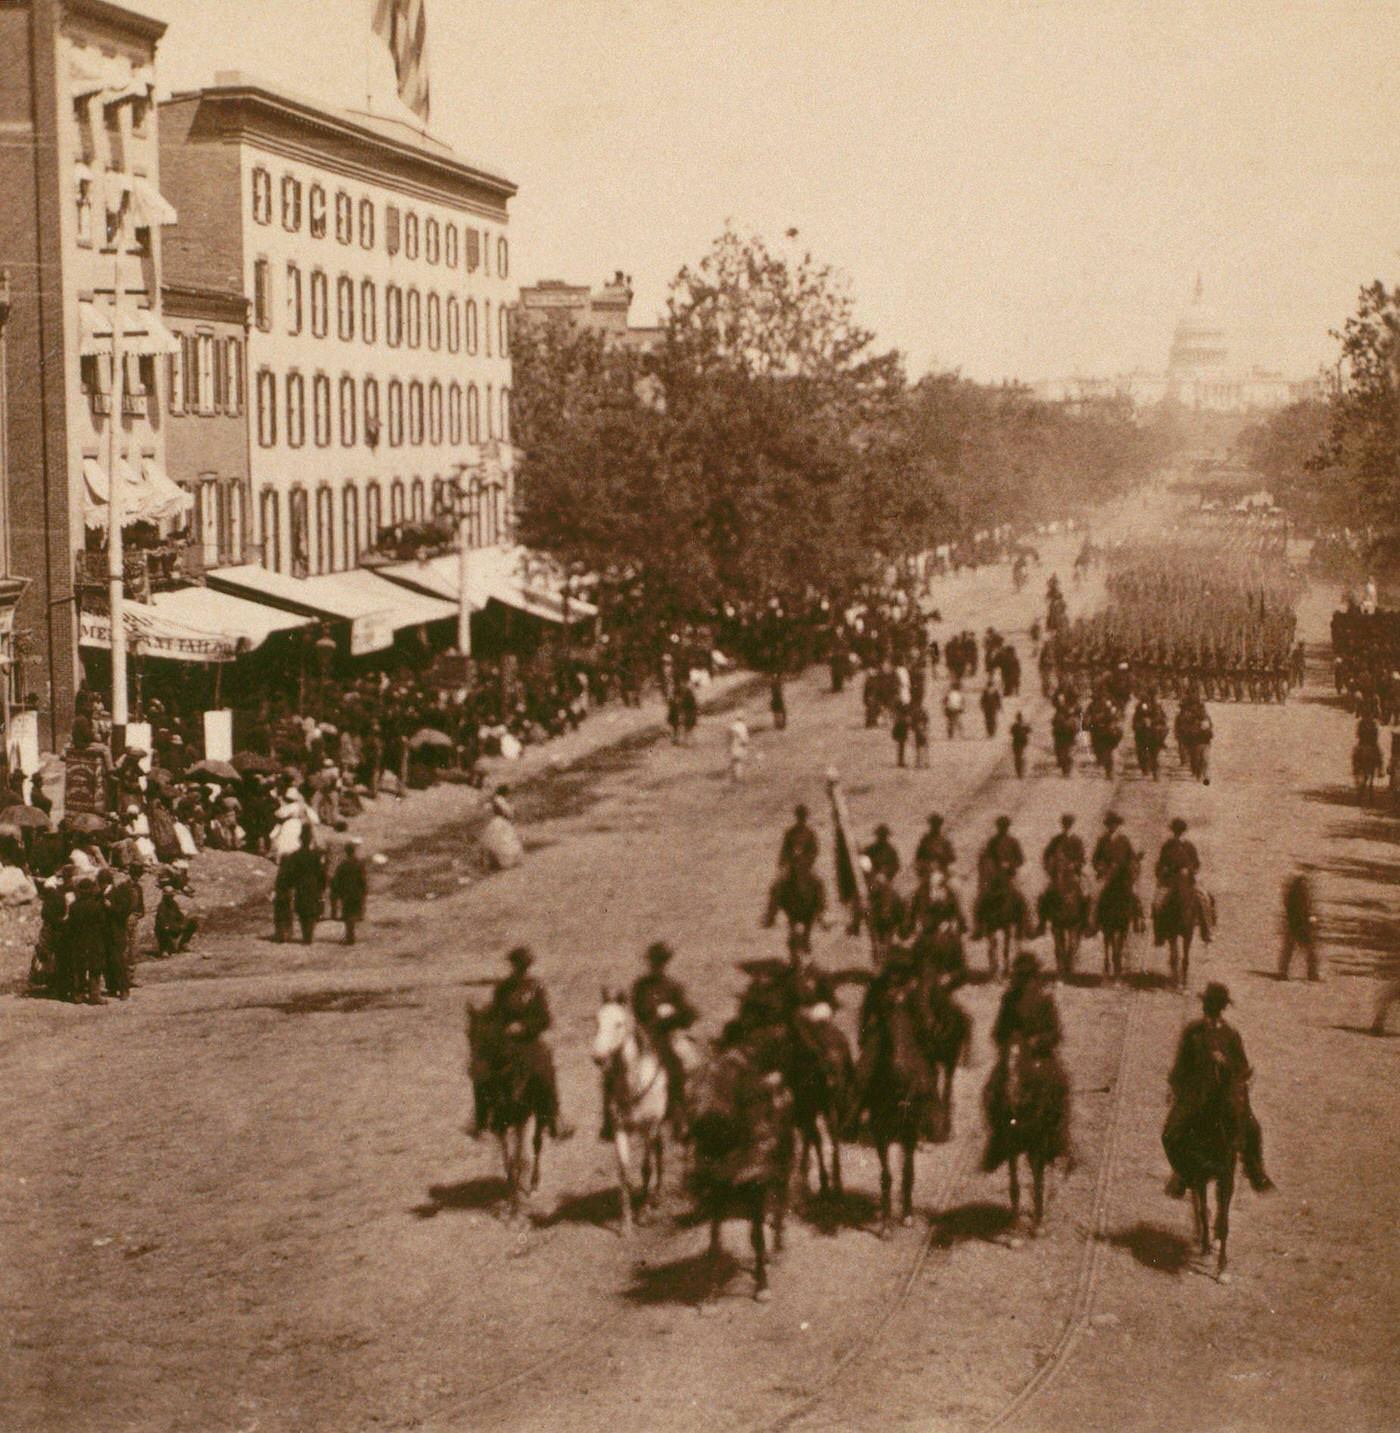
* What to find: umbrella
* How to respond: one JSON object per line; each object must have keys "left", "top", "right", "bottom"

{"left": 0, "top": 804, "right": 51, "bottom": 830}
{"left": 233, "top": 751, "right": 279, "bottom": 775}
{"left": 408, "top": 728, "right": 454, "bottom": 751}
{"left": 147, "top": 767, "right": 173, "bottom": 785}
{"left": 63, "top": 812, "right": 112, "bottom": 836}
{"left": 186, "top": 759, "right": 239, "bottom": 783}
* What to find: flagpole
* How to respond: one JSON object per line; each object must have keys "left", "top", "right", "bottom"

{"left": 365, "top": 0, "right": 373, "bottom": 111}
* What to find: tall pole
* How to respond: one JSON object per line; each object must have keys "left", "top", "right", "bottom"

{"left": 454, "top": 462, "right": 473, "bottom": 656}
{"left": 107, "top": 239, "right": 128, "bottom": 746}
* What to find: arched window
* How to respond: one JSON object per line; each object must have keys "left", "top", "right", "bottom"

{"left": 404, "top": 211, "right": 419, "bottom": 259}
{"left": 444, "top": 223, "right": 458, "bottom": 268}
{"left": 411, "top": 477, "right": 425, "bottom": 520}
{"left": 259, "top": 486, "right": 281, "bottom": 570}
{"left": 425, "top": 217, "right": 440, "bottom": 264}
{"left": 408, "top": 380, "right": 424, "bottom": 445}
{"left": 342, "top": 483, "right": 360, "bottom": 564}
{"left": 315, "top": 484, "right": 335, "bottom": 573}
{"left": 360, "top": 278, "right": 376, "bottom": 344}
{"left": 500, "top": 387, "right": 510, "bottom": 442}
{"left": 339, "top": 375, "right": 357, "bottom": 445}
{"left": 466, "top": 383, "right": 480, "bottom": 443}
{"left": 426, "top": 292, "right": 441, "bottom": 350}
{"left": 336, "top": 275, "right": 354, "bottom": 341}
{"left": 363, "top": 377, "right": 381, "bottom": 447}
{"left": 309, "top": 183, "right": 327, "bottom": 238}
{"left": 448, "top": 382, "right": 462, "bottom": 444}
{"left": 386, "top": 285, "right": 402, "bottom": 347}
{"left": 428, "top": 380, "right": 443, "bottom": 444}
{"left": 390, "top": 478, "right": 405, "bottom": 524}
{"left": 309, "top": 269, "right": 328, "bottom": 337}
{"left": 387, "top": 379, "right": 403, "bottom": 446}
{"left": 285, "top": 262, "right": 302, "bottom": 334}
{"left": 406, "top": 288, "right": 421, "bottom": 348}
{"left": 312, "top": 372, "right": 331, "bottom": 446}
{"left": 256, "top": 368, "right": 276, "bottom": 446}
{"left": 498, "top": 303, "right": 509, "bottom": 357}
{"left": 289, "top": 486, "right": 310, "bottom": 576}
{"left": 285, "top": 371, "right": 305, "bottom": 447}
{"left": 251, "top": 167, "right": 271, "bottom": 224}
{"left": 497, "top": 235, "right": 509, "bottom": 278}
{"left": 446, "top": 296, "right": 460, "bottom": 353}
{"left": 366, "top": 480, "right": 383, "bottom": 543}
{"left": 334, "top": 190, "right": 352, "bottom": 243}
{"left": 465, "top": 299, "right": 478, "bottom": 355}
{"left": 358, "top": 197, "right": 374, "bottom": 249}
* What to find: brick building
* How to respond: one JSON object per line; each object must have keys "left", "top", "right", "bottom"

{"left": 517, "top": 271, "right": 662, "bottom": 352}
{"left": 0, "top": 0, "right": 183, "bottom": 747}
{"left": 158, "top": 74, "right": 518, "bottom": 584}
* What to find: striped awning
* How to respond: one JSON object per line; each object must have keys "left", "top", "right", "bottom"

{"left": 78, "top": 300, "right": 179, "bottom": 358}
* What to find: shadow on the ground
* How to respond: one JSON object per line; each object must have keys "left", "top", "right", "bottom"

{"left": 411, "top": 1176, "right": 512, "bottom": 1218}
{"left": 1323, "top": 856, "right": 1400, "bottom": 887}
{"left": 930, "top": 1200, "right": 1015, "bottom": 1247}
{"left": 621, "top": 1247, "right": 742, "bottom": 1305}
{"left": 237, "top": 986, "right": 421, "bottom": 1016}
{"left": 1104, "top": 1221, "right": 1194, "bottom": 1276}
{"left": 1299, "top": 785, "right": 1367, "bottom": 810}
{"left": 534, "top": 1185, "right": 623, "bottom": 1230}
{"left": 800, "top": 1187, "right": 881, "bottom": 1236}
{"left": 1331, "top": 1023, "right": 1398, "bottom": 1039}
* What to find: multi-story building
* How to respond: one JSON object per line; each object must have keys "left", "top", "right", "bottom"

{"left": 159, "top": 73, "right": 517, "bottom": 582}
{"left": 0, "top": 0, "right": 183, "bottom": 746}
{"left": 161, "top": 281, "right": 250, "bottom": 568}
{"left": 517, "top": 271, "right": 662, "bottom": 352}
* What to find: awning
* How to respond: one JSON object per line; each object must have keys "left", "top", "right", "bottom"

{"left": 78, "top": 300, "right": 180, "bottom": 358}
{"left": 206, "top": 565, "right": 425, "bottom": 656}
{"left": 293, "top": 566, "right": 457, "bottom": 631}
{"left": 129, "top": 177, "right": 177, "bottom": 228}
{"left": 378, "top": 546, "right": 597, "bottom": 624}
{"left": 81, "top": 456, "right": 191, "bottom": 530}
{"left": 79, "top": 585, "right": 311, "bottom": 663}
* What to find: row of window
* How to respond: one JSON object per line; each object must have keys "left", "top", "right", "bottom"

{"left": 169, "top": 332, "right": 244, "bottom": 416}
{"left": 258, "top": 474, "right": 508, "bottom": 577}
{"left": 80, "top": 352, "right": 157, "bottom": 415}
{"left": 253, "top": 369, "right": 510, "bottom": 451}
{"left": 251, "top": 261, "right": 510, "bottom": 356}
{"left": 250, "top": 168, "right": 508, "bottom": 276}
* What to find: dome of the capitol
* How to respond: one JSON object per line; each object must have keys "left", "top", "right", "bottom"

{"left": 1168, "top": 275, "right": 1231, "bottom": 372}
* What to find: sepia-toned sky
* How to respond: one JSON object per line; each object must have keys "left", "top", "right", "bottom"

{"left": 142, "top": 0, "right": 1398, "bottom": 383}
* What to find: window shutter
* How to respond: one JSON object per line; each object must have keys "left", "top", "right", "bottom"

{"left": 466, "top": 228, "right": 480, "bottom": 272}
{"left": 213, "top": 337, "right": 227, "bottom": 411}
{"left": 184, "top": 334, "right": 199, "bottom": 411}
{"left": 168, "top": 346, "right": 184, "bottom": 414}
{"left": 386, "top": 204, "right": 401, "bottom": 255}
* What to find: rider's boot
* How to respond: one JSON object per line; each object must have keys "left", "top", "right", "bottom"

{"left": 1243, "top": 1113, "right": 1274, "bottom": 1193}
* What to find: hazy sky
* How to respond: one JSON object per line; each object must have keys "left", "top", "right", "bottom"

{"left": 141, "top": 0, "right": 1398, "bottom": 382}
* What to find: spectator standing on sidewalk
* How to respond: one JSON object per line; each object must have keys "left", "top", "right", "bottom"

{"left": 331, "top": 837, "right": 369, "bottom": 946}
{"left": 1278, "top": 869, "right": 1320, "bottom": 981}
{"left": 943, "top": 681, "right": 965, "bottom": 740}
{"left": 1010, "top": 712, "right": 1032, "bottom": 778}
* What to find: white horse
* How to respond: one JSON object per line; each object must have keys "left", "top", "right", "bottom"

{"left": 593, "top": 993, "right": 670, "bottom": 1235}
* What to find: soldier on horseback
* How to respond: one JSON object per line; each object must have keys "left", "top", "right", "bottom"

{"left": 631, "top": 941, "right": 699, "bottom": 1136}
{"left": 1037, "top": 814, "right": 1085, "bottom": 933}
{"left": 1163, "top": 982, "right": 1273, "bottom": 1196}
{"left": 914, "top": 812, "right": 956, "bottom": 878}
{"left": 763, "top": 805, "right": 825, "bottom": 945}
{"left": 973, "top": 815, "right": 1028, "bottom": 941}
{"left": 1153, "top": 817, "right": 1211, "bottom": 944}
{"left": 469, "top": 946, "right": 573, "bottom": 1141}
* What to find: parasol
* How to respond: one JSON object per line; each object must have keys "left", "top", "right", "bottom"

{"left": 0, "top": 804, "right": 51, "bottom": 830}
{"left": 63, "top": 812, "right": 112, "bottom": 836}
{"left": 408, "top": 728, "right": 454, "bottom": 751}
{"left": 185, "top": 760, "right": 239, "bottom": 783}
{"left": 232, "top": 751, "right": 279, "bottom": 775}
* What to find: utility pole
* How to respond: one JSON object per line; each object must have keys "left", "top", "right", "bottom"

{"left": 107, "top": 231, "right": 128, "bottom": 749}
{"left": 452, "top": 458, "right": 477, "bottom": 656}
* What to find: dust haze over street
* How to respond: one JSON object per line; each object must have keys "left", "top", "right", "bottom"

{"left": 2, "top": 502, "right": 1395, "bottom": 1433}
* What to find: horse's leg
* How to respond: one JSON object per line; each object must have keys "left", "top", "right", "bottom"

{"left": 498, "top": 1131, "right": 517, "bottom": 1214}
{"left": 652, "top": 1130, "right": 665, "bottom": 1208}
{"left": 1181, "top": 931, "right": 1192, "bottom": 989}
{"left": 829, "top": 1111, "right": 844, "bottom": 1197}
{"left": 531, "top": 1116, "right": 545, "bottom": 1195}
{"left": 751, "top": 1192, "right": 771, "bottom": 1301}
{"left": 876, "top": 1136, "right": 893, "bottom": 1238}
{"left": 1216, "top": 1167, "right": 1234, "bottom": 1278}
{"left": 615, "top": 1127, "right": 633, "bottom": 1235}
{"left": 1191, "top": 1184, "right": 1210, "bottom": 1255}
{"left": 1168, "top": 935, "right": 1180, "bottom": 987}
{"left": 900, "top": 1132, "right": 916, "bottom": 1226}
{"left": 1031, "top": 1156, "right": 1045, "bottom": 1234}
{"left": 813, "top": 1118, "right": 831, "bottom": 1198}
{"left": 1008, "top": 1151, "right": 1021, "bottom": 1224}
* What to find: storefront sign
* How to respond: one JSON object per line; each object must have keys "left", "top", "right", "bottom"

{"left": 64, "top": 748, "right": 109, "bottom": 816}
{"left": 349, "top": 611, "right": 394, "bottom": 656}
{"left": 80, "top": 611, "right": 238, "bottom": 662}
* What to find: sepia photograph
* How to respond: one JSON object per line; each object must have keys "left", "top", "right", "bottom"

{"left": 0, "top": 0, "right": 1395, "bottom": 1428}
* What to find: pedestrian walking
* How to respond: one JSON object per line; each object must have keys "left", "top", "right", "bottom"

{"left": 770, "top": 673, "right": 787, "bottom": 731}
{"left": 679, "top": 682, "right": 699, "bottom": 745}
{"left": 330, "top": 836, "right": 369, "bottom": 946}
{"left": 1278, "top": 869, "right": 1319, "bottom": 980}
{"left": 62, "top": 874, "right": 108, "bottom": 1004}
{"left": 943, "top": 682, "right": 964, "bottom": 739}
{"left": 912, "top": 704, "right": 930, "bottom": 768}
{"left": 1010, "top": 711, "right": 1031, "bottom": 778}
{"left": 891, "top": 703, "right": 910, "bottom": 768}
{"left": 728, "top": 716, "right": 751, "bottom": 784}
{"left": 277, "top": 826, "right": 325, "bottom": 944}
{"left": 980, "top": 680, "right": 1002, "bottom": 738}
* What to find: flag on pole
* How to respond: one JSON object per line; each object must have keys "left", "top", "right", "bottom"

{"left": 372, "top": 0, "right": 430, "bottom": 124}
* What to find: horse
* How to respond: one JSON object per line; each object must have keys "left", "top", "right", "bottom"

{"left": 767, "top": 866, "right": 827, "bottom": 956}
{"left": 466, "top": 1005, "right": 550, "bottom": 1215}
{"left": 688, "top": 1046, "right": 795, "bottom": 1301}
{"left": 593, "top": 993, "right": 670, "bottom": 1236}
{"left": 782, "top": 1013, "right": 851, "bottom": 1200}
{"left": 1353, "top": 739, "right": 1382, "bottom": 803}
{"left": 1162, "top": 1053, "right": 1244, "bottom": 1278}
{"left": 975, "top": 860, "right": 1027, "bottom": 980}
{"left": 860, "top": 986, "right": 938, "bottom": 1236}
{"left": 982, "top": 1037, "right": 1071, "bottom": 1234}
{"left": 1153, "top": 872, "right": 1213, "bottom": 987}
{"left": 1095, "top": 856, "right": 1142, "bottom": 980}
{"left": 1040, "top": 862, "right": 1090, "bottom": 978}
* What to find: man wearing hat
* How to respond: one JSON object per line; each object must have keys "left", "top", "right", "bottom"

{"left": 846, "top": 942, "right": 924, "bottom": 1136}
{"left": 974, "top": 816, "right": 1026, "bottom": 940}
{"left": 764, "top": 805, "right": 820, "bottom": 931}
{"left": 914, "top": 813, "right": 956, "bottom": 878}
{"left": 1091, "top": 812, "right": 1135, "bottom": 883}
{"left": 863, "top": 824, "right": 901, "bottom": 883}
{"left": 1163, "top": 982, "right": 1273, "bottom": 1194}
{"left": 330, "top": 837, "right": 369, "bottom": 946}
{"left": 630, "top": 942, "right": 699, "bottom": 1135}
{"left": 1037, "top": 814, "right": 1086, "bottom": 934}
{"left": 1154, "top": 817, "right": 1210, "bottom": 943}
{"left": 983, "top": 952, "right": 1072, "bottom": 1171}
{"left": 62, "top": 873, "right": 109, "bottom": 1004}
{"left": 470, "top": 946, "right": 571, "bottom": 1141}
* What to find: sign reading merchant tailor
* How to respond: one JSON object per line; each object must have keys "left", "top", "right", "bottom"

{"left": 80, "top": 612, "right": 240, "bottom": 663}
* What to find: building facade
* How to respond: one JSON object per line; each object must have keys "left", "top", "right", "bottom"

{"left": 160, "top": 282, "right": 250, "bottom": 568}
{"left": 159, "top": 75, "right": 517, "bottom": 581}
{"left": 517, "top": 271, "right": 662, "bottom": 352}
{"left": 0, "top": 0, "right": 182, "bottom": 746}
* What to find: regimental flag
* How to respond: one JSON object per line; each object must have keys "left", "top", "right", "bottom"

{"left": 372, "top": 0, "right": 430, "bottom": 124}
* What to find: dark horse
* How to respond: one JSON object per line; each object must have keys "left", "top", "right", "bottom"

{"left": 766, "top": 866, "right": 827, "bottom": 956}
{"left": 467, "top": 1005, "right": 550, "bottom": 1214}
{"left": 688, "top": 1047, "right": 796, "bottom": 1301}
{"left": 1094, "top": 856, "right": 1143, "bottom": 980}
{"left": 976, "top": 858, "right": 1028, "bottom": 980}
{"left": 1154, "top": 872, "right": 1213, "bottom": 987}
{"left": 784, "top": 1015, "right": 852, "bottom": 1200}
{"left": 982, "top": 1038, "right": 1071, "bottom": 1233}
{"left": 1039, "top": 862, "right": 1090, "bottom": 978}
{"left": 1163, "top": 1052, "right": 1245, "bottom": 1278}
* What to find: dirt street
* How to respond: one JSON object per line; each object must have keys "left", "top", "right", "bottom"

{"left": 1, "top": 532, "right": 1395, "bottom": 1433}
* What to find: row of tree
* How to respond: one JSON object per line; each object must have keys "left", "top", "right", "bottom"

{"left": 512, "top": 228, "right": 1172, "bottom": 624}
{"left": 1239, "top": 281, "right": 1399, "bottom": 539}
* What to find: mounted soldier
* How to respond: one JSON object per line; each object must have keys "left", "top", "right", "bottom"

{"left": 914, "top": 812, "right": 955, "bottom": 878}
{"left": 1037, "top": 813, "right": 1086, "bottom": 936}
{"left": 630, "top": 941, "right": 699, "bottom": 1136}
{"left": 973, "top": 815, "right": 1027, "bottom": 940}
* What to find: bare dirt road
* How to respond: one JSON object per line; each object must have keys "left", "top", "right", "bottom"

{"left": 2, "top": 529, "right": 1395, "bottom": 1433}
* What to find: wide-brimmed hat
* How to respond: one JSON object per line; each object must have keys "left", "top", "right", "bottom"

{"left": 506, "top": 945, "right": 534, "bottom": 970}
{"left": 1170, "top": 818, "right": 1188, "bottom": 835}
{"left": 1201, "top": 981, "right": 1230, "bottom": 1013}
{"left": 874, "top": 823, "right": 891, "bottom": 838}
{"left": 645, "top": 941, "right": 674, "bottom": 966}
{"left": 1104, "top": 812, "right": 1124, "bottom": 828}
{"left": 995, "top": 815, "right": 1011, "bottom": 832}
{"left": 1061, "top": 813, "right": 1075, "bottom": 827}
{"left": 1011, "top": 951, "right": 1040, "bottom": 977}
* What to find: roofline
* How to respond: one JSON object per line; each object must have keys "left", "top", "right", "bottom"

{"left": 160, "top": 283, "right": 251, "bottom": 324}
{"left": 162, "top": 79, "right": 517, "bottom": 200}
{"left": 65, "top": 0, "right": 167, "bottom": 43}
